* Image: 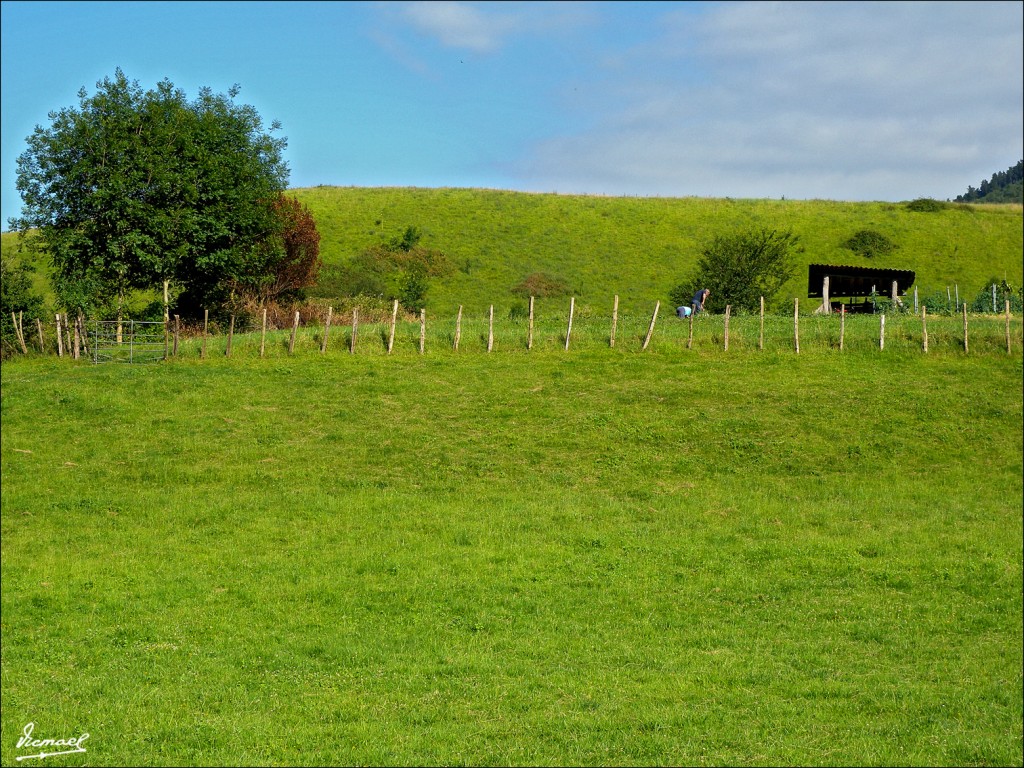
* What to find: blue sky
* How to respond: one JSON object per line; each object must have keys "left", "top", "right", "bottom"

{"left": 2, "top": 0, "right": 1022, "bottom": 228}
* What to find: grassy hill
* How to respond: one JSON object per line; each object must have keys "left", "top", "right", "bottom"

{"left": 290, "top": 187, "right": 1023, "bottom": 315}
{"left": 4, "top": 188, "right": 1022, "bottom": 318}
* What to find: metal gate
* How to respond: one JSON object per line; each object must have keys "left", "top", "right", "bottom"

{"left": 93, "top": 320, "right": 165, "bottom": 363}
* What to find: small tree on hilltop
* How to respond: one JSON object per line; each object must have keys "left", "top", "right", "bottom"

{"left": 670, "top": 228, "right": 801, "bottom": 313}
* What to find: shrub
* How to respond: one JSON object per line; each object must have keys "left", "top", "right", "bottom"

{"left": 397, "top": 268, "right": 430, "bottom": 312}
{"left": 258, "top": 195, "right": 323, "bottom": 305}
{"left": 841, "top": 229, "right": 897, "bottom": 259}
{"left": 1, "top": 253, "right": 46, "bottom": 358}
{"left": 870, "top": 290, "right": 914, "bottom": 315}
{"left": 669, "top": 227, "right": 801, "bottom": 313}
{"left": 331, "top": 225, "right": 452, "bottom": 311}
{"left": 919, "top": 289, "right": 957, "bottom": 315}
{"left": 905, "top": 198, "right": 948, "bottom": 212}
{"left": 969, "top": 279, "right": 1023, "bottom": 313}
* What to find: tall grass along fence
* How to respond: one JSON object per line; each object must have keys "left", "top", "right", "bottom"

{"left": 5, "top": 295, "right": 1021, "bottom": 363}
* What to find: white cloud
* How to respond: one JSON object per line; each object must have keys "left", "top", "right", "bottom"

{"left": 394, "top": 0, "right": 594, "bottom": 54}
{"left": 401, "top": 1, "right": 516, "bottom": 53}
{"left": 518, "top": 1, "right": 1023, "bottom": 200}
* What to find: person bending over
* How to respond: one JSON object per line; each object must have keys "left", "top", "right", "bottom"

{"left": 692, "top": 288, "right": 710, "bottom": 313}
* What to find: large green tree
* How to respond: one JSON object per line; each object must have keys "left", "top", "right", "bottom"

{"left": 670, "top": 227, "right": 801, "bottom": 313}
{"left": 9, "top": 69, "right": 290, "bottom": 317}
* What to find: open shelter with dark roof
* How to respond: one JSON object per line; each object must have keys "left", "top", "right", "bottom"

{"left": 807, "top": 264, "right": 916, "bottom": 313}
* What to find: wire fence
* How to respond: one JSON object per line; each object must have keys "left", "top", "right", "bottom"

{"left": 92, "top": 320, "right": 166, "bottom": 364}
{"left": 3, "top": 298, "right": 1021, "bottom": 362}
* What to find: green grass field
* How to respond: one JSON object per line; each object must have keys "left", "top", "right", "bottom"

{"left": 3, "top": 187, "right": 1022, "bottom": 764}
{"left": 2, "top": 327, "right": 1021, "bottom": 765}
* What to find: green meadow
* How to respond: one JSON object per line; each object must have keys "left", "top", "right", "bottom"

{"left": 2, "top": 189, "right": 1022, "bottom": 765}
{"left": 2, "top": 316, "right": 1022, "bottom": 765}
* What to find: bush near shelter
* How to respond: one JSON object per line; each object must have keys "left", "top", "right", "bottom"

{"left": 842, "top": 229, "right": 898, "bottom": 259}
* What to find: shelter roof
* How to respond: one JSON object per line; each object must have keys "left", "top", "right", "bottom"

{"left": 807, "top": 263, "right": 916, "bottom": 298}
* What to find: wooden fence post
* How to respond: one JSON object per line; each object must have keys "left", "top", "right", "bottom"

{"left": 453, "top": 305, "right": 462, "bottom": 351}
{"left": 388, "top": 299, "right": 399, "bottom": 354}
{"left": 419, "top": 309, "right": 426, "bottom": 354}
{"left": 759, "top": 296, "right": 764, "bottom": 351}
{"left": 18, "top": 312, "right": 28, "bottom": 354}
{"left": 226, "top": 314, "right": 235, "bottom": 357}
{"left": 73, "top": 315, "right": 81, "bottom": 360}
{"left": 163, "top": 279, "right": 169, "bottom": 359}
{"left": 922, "top": 306, "right": 928, "bottom": 352}
{"left": 822, "top": 276, "right": 830, "bottom": 314}
{"left": 565, "top": 297, "right": 575, "bottom": 351}
{"left": 258, "top": 308, "right": 266, "bottom": 358}
{"left": 55, "top": 314, "right": 64, "bottom": 358}
{"left": 1003, "top": 299, "right": 1011, "bottom": 356}
{"left": 839, "top": 303, "right": 846, "bottom": 351}
{"left": 723, "top": 304, "right": 731, "bottom": 350}
{"left": 487, "top": 305, "right": 494, "bottom": 352}
{"left": 203, "top": 309, "right": 210, "bottom": 359}
{"left": 610, "top": 294, "right": 619, "bottom": 348}
{"left": 914, "top": 285, "right": 919, "bottom": 315}
{"left": 36, "top": 318, "right": 45, "bottom": 354}
{"left": 962, "top": 304, "right": 968, "bottom": 354}
{"left": 288, "top": 310, "right": 299, "bottom": 355}
{"left": 687, "top": 311, "right": 694, "bottom": 350}
{"left": 173, "top": 315, "right": 180, "bottom": 357}
{"left": 350, "top": 307, "right": 359, "bottom": 354}
{"left": 321, "top": 306, "right": 332, "bottom": 353}
{"left": 11, "top": 312, "right": 27, "bottom": 354}
{"left": 527, "top": 297, "right": 534, "bottom": 350}
{"left": 642, "top": 300, "right": 660, "bottom": 351}
{"left": 879, "top": 313, "right": 885, "bottom": 351}
{"left": 79, "top": 314, "right": 90, "bottom": 358}
{"left": 83, "top": 314, "right": 92, "bottom": 358}
{"left": 794, "top": 298, "right": 799, "bottom": 354}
